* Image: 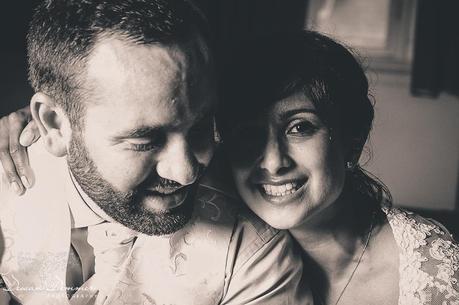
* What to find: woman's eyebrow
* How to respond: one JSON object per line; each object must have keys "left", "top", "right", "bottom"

{"left": 194, "top": 105, "right": 214, "bottom": 121}
{"left": 278, "top": 108, "right": 318, "bottom": 120}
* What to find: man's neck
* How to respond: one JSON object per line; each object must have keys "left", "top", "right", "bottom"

{"left": 67, "top": 167, "right": 108, "bottom": 227}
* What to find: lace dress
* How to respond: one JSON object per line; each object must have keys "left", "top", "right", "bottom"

{"left": 384, "top": 206, "right": 459, "bottom": 305}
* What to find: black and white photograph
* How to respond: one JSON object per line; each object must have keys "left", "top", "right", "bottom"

{"left": 0, "top": 0, "right": 458, "bottom": 304}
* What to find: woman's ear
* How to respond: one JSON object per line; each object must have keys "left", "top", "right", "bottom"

{"left": 30, "top": 92, "right": 70, "bottom": 157}
{"left": 345, "top": 134, "right": 367, "bottom": 169}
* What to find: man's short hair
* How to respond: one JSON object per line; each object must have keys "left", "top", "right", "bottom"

{"left": 27, "top": 0, "right": 210, "bottom": 126}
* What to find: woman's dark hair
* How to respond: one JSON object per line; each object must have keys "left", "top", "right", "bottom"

{"left": 218, "top": 30, "right": 392, "bottom": 211}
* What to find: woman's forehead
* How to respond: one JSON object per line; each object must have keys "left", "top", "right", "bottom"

{"left": 268, "top": 93, "right": 316, "bottom": 118}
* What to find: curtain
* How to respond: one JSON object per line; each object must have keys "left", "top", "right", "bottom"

{"left": 411, "top": 0, "right": 459, "bottom": 97}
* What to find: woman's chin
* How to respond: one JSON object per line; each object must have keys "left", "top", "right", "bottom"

{"left": 247, "top": 199, "right": 309, "bottom": 230}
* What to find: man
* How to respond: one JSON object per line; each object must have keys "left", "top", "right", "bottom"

{"left": 0, "top": 0, "right": 310, "bottom": 304}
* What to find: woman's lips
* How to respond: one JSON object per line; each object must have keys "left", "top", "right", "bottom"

{"left": 261, "top": 181, "right": 301, "bottom": 196}
{"left": 256, "top": 179, "right": 307, "bottom": 204}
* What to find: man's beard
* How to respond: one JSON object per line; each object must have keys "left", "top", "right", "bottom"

{"left": 67, "top": 131, "right": 195, "bottom": 236}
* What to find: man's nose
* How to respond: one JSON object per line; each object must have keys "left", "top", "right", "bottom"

{"left": 156, "top": 135, "right": 200, "bottom": 186}
{"left": 258, "top": 136, "right": 292, "bottom": 175}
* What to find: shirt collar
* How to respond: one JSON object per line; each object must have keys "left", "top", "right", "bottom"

{"left": 65, "top": 167, "right": 111, "bottom": 228}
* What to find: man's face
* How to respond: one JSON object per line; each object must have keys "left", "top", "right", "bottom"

{"left": 67, "top": 37, "right": 216, "bottom": 235}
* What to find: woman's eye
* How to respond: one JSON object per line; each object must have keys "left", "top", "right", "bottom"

{"left": 286, "top": 121, "right": 317, "bottom": 136}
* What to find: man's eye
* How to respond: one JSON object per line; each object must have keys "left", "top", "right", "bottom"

{"left": 127, "top": 138, "right": 163, "bottom": 152}
{"left": 131, "top": 142, "right": 156, "bottom": 152}
{"left": 286, "top": 121, "right": 317, "bottom": 136}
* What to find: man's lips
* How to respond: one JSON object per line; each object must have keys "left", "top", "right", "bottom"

{"left": 144, "top": 184, "right": 190, "bottom": 196}
{"left": 140, "top": 184, "right": 193, "bottom": 211}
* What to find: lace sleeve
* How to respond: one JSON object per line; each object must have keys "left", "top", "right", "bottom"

{"left": 385, "top": 207, "right": 459, "bottom": 305}
{"left": 421, "top": 220, "right": 459, "bottom": 304}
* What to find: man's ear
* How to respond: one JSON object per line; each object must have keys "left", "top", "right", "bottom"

{"left": 30, "top": 92, "right": 70, "bottom": 157}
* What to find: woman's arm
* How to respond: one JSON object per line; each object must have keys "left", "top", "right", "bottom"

{"left": 0, "top": 106, "right": 40, "bottom": 195}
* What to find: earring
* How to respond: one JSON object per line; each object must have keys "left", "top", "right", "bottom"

{"left": 346, "top": 161, "right": 355, "bottom": 170}
{"left": 213, "top": 117, "right": 223, "bottom": 144}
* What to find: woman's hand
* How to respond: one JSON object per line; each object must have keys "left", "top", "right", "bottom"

{"left": 0, "top": 106, "right": 40, "bottom": 195}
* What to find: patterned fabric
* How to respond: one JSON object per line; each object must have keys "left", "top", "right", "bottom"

{"left": 384, "top": 206, "right": 459, "bottom": 305}
{"left": 86, "top": 222, "right": 137, "bottom": 304}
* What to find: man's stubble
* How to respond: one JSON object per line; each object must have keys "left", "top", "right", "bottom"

{"left": 67, "top": 129, "right": 195, "bottom": 236}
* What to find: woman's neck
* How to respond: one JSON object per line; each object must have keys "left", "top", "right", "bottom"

{"left": 289, "top": 198, "right": 372, "bottom": 278}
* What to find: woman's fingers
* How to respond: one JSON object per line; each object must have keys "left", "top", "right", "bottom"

{"left": 0, "top": 106, "right": 35, "bottom": 195}
{"left": 19, "top": 120, "right": 40, "bottom": 147}
{"left": 8, "top": 112, "right": 35, "bottom": 190}
{"left": 0, "top": 114, "right": 25, "bottom": 195}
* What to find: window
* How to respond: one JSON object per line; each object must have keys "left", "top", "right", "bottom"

{"left": 306, "top": 0, "right": 417, "bottom": 72}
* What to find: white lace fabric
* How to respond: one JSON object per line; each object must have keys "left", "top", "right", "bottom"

{"left": 384, "top": 206, "right": 459, "bottom": 305}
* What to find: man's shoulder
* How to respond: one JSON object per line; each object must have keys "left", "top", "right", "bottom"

{"left": 0, "top": 142, "right": 67, "bottom": 215}
{"left": 196, "top": 187, "right": 307, "bottom": 304}
{"left": 0, "top": 143, "right": 71, "bottom": 278}
{"left": 195, "top": 183, "right": 279, "bottom": 239}
{"left": 195, "top": 183, "right": 283, "bottom": 262}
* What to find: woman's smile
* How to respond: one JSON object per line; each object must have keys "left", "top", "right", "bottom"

{"left": 228, "top": 94, "right": 346, "bottom": 230}
{"left": 255, "top": 178, "right": 308, "bottom": 204}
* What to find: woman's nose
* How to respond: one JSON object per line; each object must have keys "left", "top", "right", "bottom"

{"left": 258, "top": 136, "right": 292, "bottom": 175}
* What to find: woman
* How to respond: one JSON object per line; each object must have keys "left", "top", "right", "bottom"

{"left": 2, "top": 30, "right": 459, "bottom": 304}
{"left": 217, "top": 31, "right": 459, "bottom": 304}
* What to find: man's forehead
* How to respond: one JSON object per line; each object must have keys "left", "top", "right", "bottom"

{"left": 86, "top": 37, "right": 187, "bottom": 87}
{"left": 81, "top": 36, "right": 215, "bottom": 133}
{"left": 86, "top": 34, "right": 210, "bottom": 77}
{"left": 85, "top": 37, "right": 212, "bottom": 100}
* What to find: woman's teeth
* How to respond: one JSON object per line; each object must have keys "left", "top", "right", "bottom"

{"left": 261, "top": 182, "right": 301, "bottom": 197}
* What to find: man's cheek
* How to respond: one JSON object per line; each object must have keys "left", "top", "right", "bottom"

{"left": 97, "top": 154, "right": 154, "bottom": 191}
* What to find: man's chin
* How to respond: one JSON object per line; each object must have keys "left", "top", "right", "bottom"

{"left": 118, "top": 188, "right": 197, "bottom": 236}
{"left": 141, "top": 189, "right": 191, "bottom": 213}
{"left": 111, "top": 203, "right": 194, "bottom": 236}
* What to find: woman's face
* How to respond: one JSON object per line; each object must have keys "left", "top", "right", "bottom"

{"left": 227, "top": 92, "right": 347, "bottom": 229}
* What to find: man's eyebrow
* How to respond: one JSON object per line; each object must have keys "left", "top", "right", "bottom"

{"left": 112, "top": 107, "right": 215, "bottom": 139}
{"left": 113, "top": 126, "right": 162, "bottom": 139}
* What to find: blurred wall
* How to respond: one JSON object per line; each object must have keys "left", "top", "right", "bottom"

{"left": 364, "top": 71, "right": 459, "bottom": 211}
{"left": 0, "top": 1, "right": 37, "bottom": 116}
